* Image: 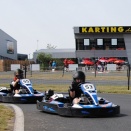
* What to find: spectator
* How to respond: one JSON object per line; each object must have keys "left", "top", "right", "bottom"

{"left": 49, "top": 60, "right": 52, "bottom": 70}
{"left": 52, "top": 60, "right": 56, "bottom": 69}
{"left": 63, "top": 58, "right": 69, "bottom": 72}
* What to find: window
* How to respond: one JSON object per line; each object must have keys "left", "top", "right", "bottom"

{"left": 76, "top": 38, "right": 125, "bottom": 51}
{"left": 84, "top": 39, "right": 90, "bottom": 50}
{"left": 84, "top": 39, "right": 89, "bottom": 45}
{"left": 90, "top": 38, "right": 96, "bottom": 50}
{"left": 97, "top": 39, "right": 104, "bottom": 50}
{"left": 111, "top": 39, "right": 117, "bottom": 45}
{"left": 76, "top": 39, "right": 84, "bottom": 50}
{"left": 104, "top": 38, "right": 111, "bottom": 50}
{"left": 97, "top": 39, "right": 103, "bottom": 45}
{"left": 117, "top": 38, "right": 125, "bottom": 50}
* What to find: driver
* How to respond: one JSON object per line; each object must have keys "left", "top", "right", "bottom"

{"left": 12, "top": 69, "right": 24, "bottom": 94}
{"left": 69, "top": 71, "right": 85, "bottom": 104}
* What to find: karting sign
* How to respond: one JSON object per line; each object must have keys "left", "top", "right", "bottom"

{"left": 83, "top": 83, "right": 95, "bottom": 91}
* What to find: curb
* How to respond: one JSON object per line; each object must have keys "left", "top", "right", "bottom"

{"left": 2, "top": 104, "right": 24, "bottom": 131}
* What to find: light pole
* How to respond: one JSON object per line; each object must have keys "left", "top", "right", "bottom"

{"left": 37, "top": 40, "right": 39, "bottom": 51}
{"left": 28, "top": 54, "right": 30, "bottom": 60}
{"left": 28, "top": 53, "right": 32, "bottom": 77}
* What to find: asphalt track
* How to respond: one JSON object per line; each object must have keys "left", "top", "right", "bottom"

{"left": 7, "top": 93, "right": 131, "bottom": 131}
{"left": 0, "top": 71, "right": 130, "bottom": 130}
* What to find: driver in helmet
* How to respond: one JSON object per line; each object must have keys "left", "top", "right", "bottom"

{"left": 12, "top": 69, "right": 24, "bottom": 94}
{"left": 69, "top": 71, "right": 85, "bottom": 104}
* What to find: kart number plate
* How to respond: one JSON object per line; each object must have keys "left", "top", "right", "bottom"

{"left": 83, "top": 83, "right": 95, "bottom": 90}
{"left": 21, "top": 79, "right": 31, "bottom": 84}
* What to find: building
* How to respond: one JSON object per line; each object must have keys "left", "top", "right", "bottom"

{"left": 0, "top": 29, "right": 17, "bottom": 60}
{"left": 33, "top": 26, "right": 131, "bottom": 64}
{"left": 33, "top": 48, "right": 76, "bottom": 63}
{"left": 17, "top": 53, "right": 28, "bottom": 60}
{"left": 74, "top": 26, "right": 131, "bottom": 63}
{"left": 0, "top": 29, "right": 28, "bottom": 60}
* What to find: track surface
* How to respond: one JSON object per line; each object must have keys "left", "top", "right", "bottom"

{"left": 1, "top": 71, "right": 130, "bottom": 130}
{"left": 16, "top": 93, "right": 131, "bottom": 131}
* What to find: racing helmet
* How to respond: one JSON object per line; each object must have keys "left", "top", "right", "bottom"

{"left": 14, "top": 69, "right": 24, "bottom": 78}
{"left": 73, "top": 71, "right": 86, "bottom": 83}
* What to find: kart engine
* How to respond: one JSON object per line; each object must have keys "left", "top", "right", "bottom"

{"left": 45, "top": 89, "right": 54, "bottom": 100}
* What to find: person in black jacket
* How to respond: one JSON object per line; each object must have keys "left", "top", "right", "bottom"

{"left": 69, "top": 71, "right": 85, "bottom": 104}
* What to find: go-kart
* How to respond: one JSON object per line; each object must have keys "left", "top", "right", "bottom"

{"left": 0, "top": 79, "right": 44, "bottom": 103}
{"left": 37, "top": 83, "right": 120, "bottom": 117}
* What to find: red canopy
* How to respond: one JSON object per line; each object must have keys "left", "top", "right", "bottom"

{"left": 82, "top": 60, "right": 94, "bottom": 65}
{"left": 98, "top": 58, "right": 108, "bottom": 63}
{"left": 114, "top": 60, "right": 125, "bottom": 64}
{"left": 107, "top": 58, "right": 118, "bottom": 63}
{"left": 67, "top": 60, "right": 75, "bottom": 64}
{"left": 63, "top": 59, "right": 75, "bottom": 65}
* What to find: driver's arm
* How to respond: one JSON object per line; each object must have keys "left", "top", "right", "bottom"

{"left": 69, "top": 84, "right": 76, "bottom": 98}
{"left": 12, "top": 79, "right": 20, "bottom": 87}
{"left": 69, "top": 90, "right": 75, "bottom": 98}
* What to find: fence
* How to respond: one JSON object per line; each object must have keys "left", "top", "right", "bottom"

{"left": 0, "top": 60, "right": 35, "bottom": 71}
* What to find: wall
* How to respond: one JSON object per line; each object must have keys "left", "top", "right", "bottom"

{"left": 124, "top": 34, "right": 131, "bottom": 64}
{"left": 0, "top": 60, "right": 35, "bottom": 71}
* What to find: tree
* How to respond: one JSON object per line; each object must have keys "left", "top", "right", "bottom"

{"left": 37, "top": 53, "right": 52, "bottom": 69}
{"left": 46, "top": 44, "right": 57, "bottom": 49}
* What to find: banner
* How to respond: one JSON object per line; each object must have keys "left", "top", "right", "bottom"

{"left": 79, "top": 26, "right": 131, "bottom": 33}
{"left": 7, "top": 40, "right": 14, "bottom": 54}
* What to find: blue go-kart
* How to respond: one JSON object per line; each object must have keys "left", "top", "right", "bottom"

{"left": 37, "top": 83, "right": 120, "bottom": 117}
{"left": 0, "top": 79, "right": 44, "bottom": 103}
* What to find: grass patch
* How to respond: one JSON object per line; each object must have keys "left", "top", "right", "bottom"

{"left": 32, "top": 84, "right": 131, "bottom": 94}
{"left": 26, "top": 73, "right": 128, "bottom": 81}
{"left": 0, "top": 105, "right": 14, "bottom": 131}
{"left": 0, "top": 71, "right": 131, "bottom": 94}
{"left": 0, "top": 71, "right": 129, "bottom": 81}
{"left": 33, "top": 84, "right": 69, "bottom": 92}
{"left": 96, "top": 85, "right": 131, "bottom": 94}
{"left": 0, "top": 83, "right": 131, "bottom": 94}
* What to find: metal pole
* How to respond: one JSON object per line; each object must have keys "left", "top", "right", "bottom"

{"left": 30, "top": 64, "right": 32, "bottom": 77}
{"left": 24, "top": 64, "right": 26, "bottom": 78}
{"left": 37, "top": 40, "right": 39, "bottom": 51}
{"left": 127, "top": 66, "right": 128, "bottom": 77}
{"left": 128, "top": 64, "right": 130, "bottom": 90}
{"left": 95, "top": 63, "right": 97, "bottom": 77}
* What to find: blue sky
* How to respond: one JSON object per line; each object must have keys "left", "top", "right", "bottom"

{"left": 0, "top": 0, "right": 131, "bottom": 58}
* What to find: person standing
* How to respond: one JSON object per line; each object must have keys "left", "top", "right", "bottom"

{"left": 52, "top": 60, "right": 56, "bottom": 70}
{"left": 63, "top": 58, "right": 69, "bottom": 72}
{"left": 49, "top": 60, "right": 52, "bottom": 70}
